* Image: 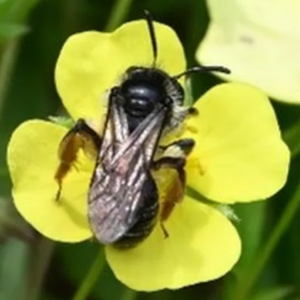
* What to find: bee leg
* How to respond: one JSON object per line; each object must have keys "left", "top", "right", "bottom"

{"left": 160, "top": 222, "right": 169, "bottom": 239}
{"left": 153, "top": 138, "right": 195, "bottom": 236}
{"left": 158, "top": 138, "right": 195, "bottom": 154}
{"left": 54, "top": 118, "right": 101, "bottom": 201}
{"left": 152, "top": 156, "right": 186, "bottom": 184}
{"left": 153, "top": 138, "right": 195, "bottom": 193}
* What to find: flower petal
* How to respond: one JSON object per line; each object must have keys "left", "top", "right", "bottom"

{"left": 182, "top": 83, "right": 290, "bottom": 203}
{"left": 7, "top": 120, "right": 93, "bottom": 242}
{"left": 197, "top": 0, "right": 300, "bottom": 103}
{"left": 55, "top": 20, "right": 186, "bottom": 120}
{"left": 105, "top": 196, "right": 240, "bottom": 291}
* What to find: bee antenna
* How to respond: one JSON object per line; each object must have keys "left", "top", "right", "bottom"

{"left": 173, "top": 65, "right": 231, "bottom": 79}
{"left": 144, "top": 10, "right": 158, "bottom": 66}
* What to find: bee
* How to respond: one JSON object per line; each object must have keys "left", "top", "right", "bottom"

{"left": 54, "top": 11, "right": 230, "bottom": 248}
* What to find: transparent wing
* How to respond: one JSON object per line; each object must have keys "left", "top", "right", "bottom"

{"left": 88, "top": 95, "right": 168, "bottom": 244}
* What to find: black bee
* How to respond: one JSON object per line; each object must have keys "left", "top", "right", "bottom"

{"left": 54, "top": 11, "right": 230, "bottom": 248}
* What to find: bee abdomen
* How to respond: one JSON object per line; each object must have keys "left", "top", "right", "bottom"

{"left": 114, "top": 175, "right": 159, "bottom": 248}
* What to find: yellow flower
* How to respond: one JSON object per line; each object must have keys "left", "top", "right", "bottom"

{"left": 196, "top": 0, "right": 300, "bottom": 104}
{"left": 7, "top": 20, "right": 289, "bottom": 291}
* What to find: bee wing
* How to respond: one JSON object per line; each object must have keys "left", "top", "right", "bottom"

{"left": 98, "top": 91, "right": 130, "bottom": 163}
{"left": 88, "top": 103, "right": 168, "bottom": 244}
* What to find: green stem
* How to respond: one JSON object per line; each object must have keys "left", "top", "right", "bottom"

{"left": 234, "top": 183, "right": 300, "bottom": 300}
{"left": 0, "top": 38, "right": 20, "bottom": 116}
{"left": 105, "top": 0, "right": 134, "bottom": 31}
{"left": 71, "top": 249, "right": 105, "bottom": 300}
{"left": 26, "top": 238, "right": 55, "bottom": 300}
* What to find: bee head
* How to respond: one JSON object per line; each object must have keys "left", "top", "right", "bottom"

{"left": 119, "top": 66, "right": 183, "bottom": 119}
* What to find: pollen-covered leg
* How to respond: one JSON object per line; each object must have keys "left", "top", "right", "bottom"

{"left": 152, "top": 157, "right": 186, "bottom": 184}
{"left": 153, "top": 137, "right": 195, "bottom": 195}
{"left": 152, "top": 138, "right": 195, "bottom": 235}
{"left": 153, "top": 156, "right": 186, "bottom": 238}
{"left": 54, "top": 118, "right": 101, "bottom": 201}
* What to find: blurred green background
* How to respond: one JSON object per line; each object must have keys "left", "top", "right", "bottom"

{"left": 0, "top": 0, "right": 300, "bottom": 300}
